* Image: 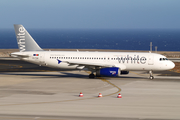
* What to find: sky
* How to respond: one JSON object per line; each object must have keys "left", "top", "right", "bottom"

{"left": 0, "top": 0, "right": 180, "bottom": 29}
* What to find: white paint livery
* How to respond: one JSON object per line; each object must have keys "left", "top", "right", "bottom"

{"left": 11, "top": 25, "right": 175, "bottom": 79}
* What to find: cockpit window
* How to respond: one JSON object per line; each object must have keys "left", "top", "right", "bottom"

{"left": 159, "top": 58, "right": 168, "bottom": 61}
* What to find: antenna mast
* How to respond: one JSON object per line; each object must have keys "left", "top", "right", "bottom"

{"left": 150, "top": 42, "right": 152, "bottom": 53}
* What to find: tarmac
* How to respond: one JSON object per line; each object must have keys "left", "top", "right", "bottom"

{"left": 0, "top": 68, "right": 180, "bottom": 120}
{"left": 0, "top": 56, "right": 180, "bottom": 120}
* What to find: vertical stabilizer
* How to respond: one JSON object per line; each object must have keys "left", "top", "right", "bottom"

{"left": 14, "top": 24, "right": 43, "bottom": 52}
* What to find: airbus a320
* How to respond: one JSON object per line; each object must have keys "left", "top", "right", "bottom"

{"left": 11, "top": 24, "right": 175, "bottom": 79}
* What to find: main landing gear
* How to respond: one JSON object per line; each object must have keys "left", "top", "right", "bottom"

{"left": 149, "top": 70, "right": 154, "bottom": 80}
{"left": 89, "top": 72, "right": 95, "bottom": 78}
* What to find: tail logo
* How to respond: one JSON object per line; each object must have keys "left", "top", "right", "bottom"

{"left": 17, "top": 27, "right": 26, "bottom": 52}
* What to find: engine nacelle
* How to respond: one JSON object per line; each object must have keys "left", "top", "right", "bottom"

{"left": 96, "top": 67, "right": 120, "bottom": 77}
{"left": 121, "top": 71, "right": 129, "bottom": 74}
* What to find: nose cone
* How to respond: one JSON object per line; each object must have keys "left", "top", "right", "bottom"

{"left": 169, "top": 61, "right": 175, "bottom": 69}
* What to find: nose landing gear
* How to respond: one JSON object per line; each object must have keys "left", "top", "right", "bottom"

{"left": 149, "top": 70, "right": 154, "bottom": 79}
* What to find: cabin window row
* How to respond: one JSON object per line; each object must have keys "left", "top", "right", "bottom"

{"left": 50, "top": 57, "right": 140, "bottom": 60}
{"left": 50, "top": 57, "right": 106, "bottom": 60}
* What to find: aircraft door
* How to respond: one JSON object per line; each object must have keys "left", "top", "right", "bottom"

{"left": 39, "top": 53, "right": 46, "bottom": 66}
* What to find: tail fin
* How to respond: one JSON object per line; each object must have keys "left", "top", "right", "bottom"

{"left": 14, "top": 24, "right": 43, "bottom": 52}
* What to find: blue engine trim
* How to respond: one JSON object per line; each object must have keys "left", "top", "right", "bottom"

{"left": 100, "top": 67, "right": 119, "bottom": 77}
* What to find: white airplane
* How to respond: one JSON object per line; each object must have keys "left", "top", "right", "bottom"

{"left": 11, "top": 24, "right": 175, "bottom": 79}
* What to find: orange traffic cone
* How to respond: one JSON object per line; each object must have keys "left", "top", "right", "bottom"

{"left": 117, "top": 93, "right": 122, "bottom": 98}
{"left": 79, "top": 92, "right": 83, "bottom": 97}
{"left": 98, "top": 93, "right": 102, "bottom": 97}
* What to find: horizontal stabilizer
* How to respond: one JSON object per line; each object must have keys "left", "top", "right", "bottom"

{"left": 10, "top": 52, "right": 29, "bottom": 58}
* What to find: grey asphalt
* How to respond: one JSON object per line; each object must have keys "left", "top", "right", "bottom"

{"left": 0, "top": 70, "right": 180, "bottom": 120}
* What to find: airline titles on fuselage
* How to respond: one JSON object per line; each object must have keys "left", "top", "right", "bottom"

{"left": 117, "top": 55, "right": 146, "bottom": 64}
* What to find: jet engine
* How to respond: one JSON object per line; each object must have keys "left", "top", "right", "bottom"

{"left": 96, "top": 67, "right": 120, "bottom": 77}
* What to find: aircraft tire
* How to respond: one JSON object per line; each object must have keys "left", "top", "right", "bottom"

{"left": 149, "top": 76, "right": 154, "bottom": 80}
{"left": 89, "top": 74, "right": 95, "bottom": 78}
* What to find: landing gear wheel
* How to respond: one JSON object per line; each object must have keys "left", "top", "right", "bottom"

{"left": 89, "top": 74, "right": 95, "bottom": 78}
{"left": 149, "top": 76, "right": 154, "bottom": 80}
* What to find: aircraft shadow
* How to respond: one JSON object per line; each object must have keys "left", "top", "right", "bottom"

{"left": 0, "top": 71, "right": 146, "bottom": 80}
{"left": 0, "top": 70, "right": 151, "bottom": 80}
{"left": 0, "top": 72, "right": 91, "bottom": 79}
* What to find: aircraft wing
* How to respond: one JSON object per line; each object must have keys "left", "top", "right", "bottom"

{"left": 66, "top": 61, "right": 114, "bottom": 68}
{"left": 58, "top": 59, "right": 126, "bottom": 70}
